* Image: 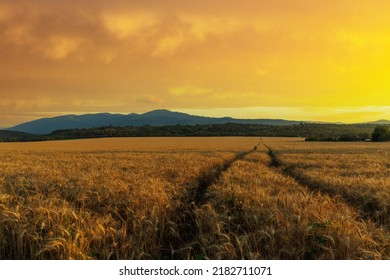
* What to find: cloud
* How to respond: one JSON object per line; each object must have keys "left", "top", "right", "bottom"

{"left": 152, "top": 32, "right": 186, "bottom": 57}
{"left": 170, "top": 85, "right": 214, "bottom": 97}
{"left": 310, "top": 107, "right": 390, "bottom": 123}
{"left": 39, "top": 36, "right": 82, "bottom": 60}
{"left": 103, "top": 12, "right": 158, "bottom": 39}
{"left": 1, "top": 0, "right": 390, "bottom": 126}
{"left": 148, "top": 14, "right": 246, "bottom": 57}
{"left": 137, "top": 95, "right": 164, "bottom": 105}
{"left": 178, "top": 106, "right": 390, "bottom": 123}
{"left": 180, "top": 14, "right": 242, "bottom": 40}
{"left": 0, "top": 3, "right": 11, "bottom": 21}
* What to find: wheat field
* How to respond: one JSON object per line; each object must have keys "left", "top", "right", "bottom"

{"left": 0, "top": 137, "right": 389, "bottom": 259}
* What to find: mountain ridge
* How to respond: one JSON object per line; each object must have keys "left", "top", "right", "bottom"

{"left": 7, "top": 109, "right": 390, "bottom": 134}
{"left": 8, "top": 109, "right": 304, "bottom": 134}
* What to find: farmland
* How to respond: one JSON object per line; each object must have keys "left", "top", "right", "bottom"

{"left": 0, "top": 137, "right": 389, "bottom": 259}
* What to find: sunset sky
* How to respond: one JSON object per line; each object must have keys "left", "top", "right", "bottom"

{"left": 1, "top": 0, "right": 390, "bottom": 127}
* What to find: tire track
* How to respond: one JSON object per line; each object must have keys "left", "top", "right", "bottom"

{"left": 194, "top": 148, "right": 257, "bottom": 205}
{"left": 161, "top": 145, "right": 258, "bottom": 259}
{"left": 263, "top": 143, "right": 389, "bottom": 228}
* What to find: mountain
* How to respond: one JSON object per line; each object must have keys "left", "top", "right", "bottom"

{"left": 8, "top": 109, "right": 303, "bottom": 134}
{"left": 364, "top": 119, "right": 390, "bottom": 125}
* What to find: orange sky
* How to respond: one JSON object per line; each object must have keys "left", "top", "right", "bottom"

{"left": 1, "top": 0, "right": 390, "bottom": 127}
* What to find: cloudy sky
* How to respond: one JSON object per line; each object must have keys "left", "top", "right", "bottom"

{"left": 1, "top": 0, "right": 390, "bottom": 127}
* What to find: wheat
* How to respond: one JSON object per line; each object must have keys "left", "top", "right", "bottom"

{"left": 0, "top": 137, "right": 389, "bottom": 259}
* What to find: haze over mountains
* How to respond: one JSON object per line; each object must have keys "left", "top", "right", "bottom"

{"left": 367, "top": 119, "right": 390, "bottom": 125}
{"left": 7, "top": 109, "right": 390, "bottom": 135}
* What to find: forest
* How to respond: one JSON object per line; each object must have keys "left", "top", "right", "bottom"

{"left": 1, "top": 123, "right": 389, "bottom": 142}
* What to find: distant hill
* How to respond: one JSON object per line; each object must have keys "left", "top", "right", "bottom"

{"left": 364, "top": 119, "right": 390, "bottom": 125}
{"left": 0, "top": 130, "right": 37, "bottom": 142}
{"left": 8, "top": 109, "right": 303, "bottom": 134}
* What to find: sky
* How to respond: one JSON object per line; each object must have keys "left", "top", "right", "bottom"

{"left": 1, "top": 0, "right": 390, "bottom": 127}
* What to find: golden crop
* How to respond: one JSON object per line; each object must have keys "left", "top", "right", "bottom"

{"left": 262, "top": 138, "right": 390, "bottom": 227}
{"left": 0, "top": 137, "right": 389, "bottom": 259}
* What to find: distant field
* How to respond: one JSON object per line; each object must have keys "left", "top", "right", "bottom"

{"left": 0, "top": 137, "right": 389, "bottom": 260}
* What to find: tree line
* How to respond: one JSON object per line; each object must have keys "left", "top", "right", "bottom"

{"left": 1, "top": 123, "right": 389, "bottom": 142}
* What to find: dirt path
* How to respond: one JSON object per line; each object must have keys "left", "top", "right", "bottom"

{"left": 161, "top": 141, "right": 389, "bottom": 259}
{"left": 263, "top": 143, "right": 390, "bottom": 231}
{"left": 161, "top": 145, "right": 259, "bottom": 259}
